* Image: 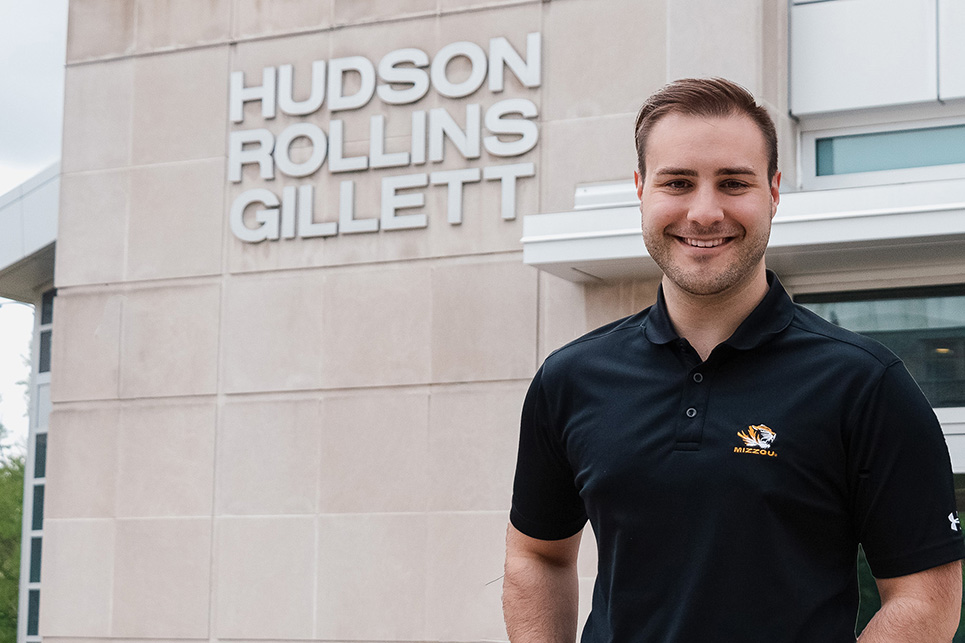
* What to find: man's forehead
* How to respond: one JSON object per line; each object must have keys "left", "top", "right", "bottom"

{"left": 645, "top": 113, "right": 769, "bottom": 174}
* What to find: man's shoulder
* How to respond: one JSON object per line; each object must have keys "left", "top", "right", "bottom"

{"left": 786, "top": 304, "right": 900, "bottom": 368}
{"left": 544, "top": 308, "right": 650, "bottom": 369}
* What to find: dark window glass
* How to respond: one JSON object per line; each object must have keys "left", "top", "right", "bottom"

{"left": 34, "top": 433, "right": 46, "bottom": 479}
{"left": 38, "top": 330, "right": 51, "bottom": 373}
{"left": 27, "top": 590, "right": 39, "bottom": 636}
{"left": 31, "top": 485, "right": 43, "bottom": 531}
{"left": 797, "top": 286, "right": 965, "bottom": 408}
{"left": 40, "top": 289, "right": 55, "bottom": 325}
{"left": 29, "top": 537, "right": 41, "bottom": 583}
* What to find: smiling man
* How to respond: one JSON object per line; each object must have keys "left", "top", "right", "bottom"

{"left": 503, "top": 78, "right": 964, "bottom": 642}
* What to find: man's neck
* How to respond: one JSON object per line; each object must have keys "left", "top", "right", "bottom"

{"left": 661, "top": 267, "right": 770, "bottom": 362}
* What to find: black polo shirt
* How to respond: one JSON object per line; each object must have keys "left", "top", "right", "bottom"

{"left": 510, "top": 272, "right": 964, "bottom": 642}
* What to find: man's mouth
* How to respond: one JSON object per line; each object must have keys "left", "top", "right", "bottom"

{"left": 681, "top": 237, "right": 728, "bottom": 248}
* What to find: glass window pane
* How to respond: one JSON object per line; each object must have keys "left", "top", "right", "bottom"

{"left": 36, "top": 384, "right": 51, "bottom": 430}
{"left": 41, "top": 289, "right": 55, "bottom": 325}
{"left": 815, "top": 123, "right": 965, "bottom": 175}
{"left": 31, "top": 485, "right": 44, "bottom": 531}
{"left": 27, "top": 590, "right": 39, "bottom": 636}
{"left": 38, "top": 330, "right": 51, "bottom": 373}
{"left": 34, "top": 434, "right": 46, "bottom": 480}
{"left": 30, "top": 537, "right": 41, "bottom": 583}
{"left": 797, "top": 287, "right": 965, "bottom": 407}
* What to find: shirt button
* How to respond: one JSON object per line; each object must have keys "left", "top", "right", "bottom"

{"left": 693, "top": 373, "right": 703, "bottom": 383}
{"left": 686, "top": 407, "right": 697, "bottom": 418}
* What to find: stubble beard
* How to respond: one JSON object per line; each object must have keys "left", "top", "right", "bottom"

{"left": 643, "top": 223, "right": 771, "bottom": 297}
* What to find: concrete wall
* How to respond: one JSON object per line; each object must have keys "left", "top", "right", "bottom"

{"left": 43, "top": 0, "right": 788, "bottom": 640}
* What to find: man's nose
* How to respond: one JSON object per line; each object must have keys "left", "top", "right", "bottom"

{"left": 687, "top": 187, "right": 725, "bottom": 226}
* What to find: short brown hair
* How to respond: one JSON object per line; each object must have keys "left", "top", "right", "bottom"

{"left": 634, "top": 78, "right": 778, "bottom": 181}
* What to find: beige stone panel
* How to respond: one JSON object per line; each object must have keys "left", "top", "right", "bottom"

{"left": 431, "top": 259, "right": 538, "bottom": 382}
{"left": 538, "top": 270, "right": 587, "bottom": 362}
{"left": 116, "top": 401, "right": 216, "bottom": 517}
{"left": 55, "top": 169, "right": 129, "bottom": 288}
{"left": 440, "top": 0, "right": 538, "bottom": 11}
{"left": 217, "top": 399, "right": 320, "bottom": 515}
{"left": 221, "top": 271, "right": 325, "bottom": 392}
{"left": 112, "top": 518, "right": 212, "bottom": 637}
{"left": 214, "top": 516, "right": 315, "bottom": 639}
{"left": 233, "top": 0, "right": 333, "bottom": 39}
{"left": 584, "top": 277, "right": 659, "bottom": 331}
{"left": 229, "top": 30, "right": 331, "bottom": 132}
{"left": 542, "top": 0, "right": 666, "bottom": 121}
{"left": 119, "top": 283, "right": 221, "bottom": 398}
{"left": 321, "top": 264, "right": 432, "bottom": 387}
{"left": 50, "top": 292, "right": 122, "bottom": 402}
{"left": 135, "top": 0, "right": 232, "bottom": 53}
{"left": 131, "top": 46, "right": 230, "bottom": 165}
{"left": 333, "top": 0, "right": 436, "bottom": 26}
{"left": 426, "top": 512, "right": 507, "bottom": 640}
{"left": 428, "top": 381, "right": 527, "bottom": 511}
{"left": 577, "top": 576, "right": 596, "bottom": 640}
{"left": 316, "top": 513, "right": 427, "bottom": 640}
{"left": 577, "top": 522, "right": 598, "bottom": 579}
{"left": 66, "top": 0, "right": 135, "bottom": 62}
{"left": 318, "top": 390, "right": 428, "bottom": 513}
{"left": 61, "top": 59, "right": 134, "bottom": 173}
{"left": 225, "top": 171, "right": 337, "bottom": 274}
{"left": 425, "top": 151, "right": 537, "bottom": 257}
{"left": 666, "top": 0, "right": 762, "bottom": 94}
{"left": 127, "top": 159, "right": 225, "bottom": 281}
{"left": 40, "top": 519, "right": 114, "bottom": 637}
{"left": 328, "top": 16, "right": 441, "bottom": 144}
{"left": 317, "top": 158, "right": 431, "bottom": 265}
{"left": 434, "top": 2, "right": 543, "bottom": 102}
{"left": 539, "top": 113, "right": 638, "bottom": 214}
{"left": 45, "top": 407, "right": 118, "bottom": 519}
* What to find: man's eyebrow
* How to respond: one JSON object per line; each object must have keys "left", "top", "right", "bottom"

{"left": 653, "top": 167, "right": 697, "bottom": 177}
{"left": 716, "top": 166, "right": 757, "bottom": 176}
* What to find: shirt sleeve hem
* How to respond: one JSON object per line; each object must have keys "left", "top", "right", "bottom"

{"left": 510, "top": 506, "right": 587, "bottom": 541}
{"left": 868, "top": 538, "right": 965, "bottom": 579}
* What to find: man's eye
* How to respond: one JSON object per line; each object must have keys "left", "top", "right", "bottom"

{"left": 664, "top": 180, "right": 690, "bottom": 189}
{"left": 721, "top": 180, "right": 749, "bottom": 190}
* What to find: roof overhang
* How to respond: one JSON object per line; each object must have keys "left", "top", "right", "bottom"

{"left": 0, "top": 163, "right": 59, "bottom": 301}
{"left": 523, "top": 178, "right": 965, "bottom": 282}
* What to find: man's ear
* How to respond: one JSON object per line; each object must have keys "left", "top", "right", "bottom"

{"left": 769, "top": 171, "right": 781, "bottom": 218}
{"left": 634, "top": 170, "right": 644, "bottom": 200}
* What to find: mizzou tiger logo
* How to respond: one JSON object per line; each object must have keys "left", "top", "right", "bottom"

{"left": 734, "top": 425, "right": 778, "bottom": 457}
{"left": 738, "top": 425, "right": 776, "bottom": 449}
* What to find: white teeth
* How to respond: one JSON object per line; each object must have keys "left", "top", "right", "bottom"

{"left": 685, "top": 238, "right": 725, "bottom": 248}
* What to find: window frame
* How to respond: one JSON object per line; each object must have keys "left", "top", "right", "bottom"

{"left": 801, "top": 114, "right": 965, "bottom": 190}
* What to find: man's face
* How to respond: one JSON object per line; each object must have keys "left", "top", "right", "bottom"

{"left": 634, "top": 112, "right": 781, "bottom": 298}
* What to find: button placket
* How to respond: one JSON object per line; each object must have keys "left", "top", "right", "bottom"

{"left": 675, "top": 367, "right": 713, "bottom": 450}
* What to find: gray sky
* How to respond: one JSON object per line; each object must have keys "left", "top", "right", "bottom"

{"left": 0, "top": 0, "right": 69, "bottom": 446}
{"left": 0, "top": 0, "right": 69, "bottom": 194}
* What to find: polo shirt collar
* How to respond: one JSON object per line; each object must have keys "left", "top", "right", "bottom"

{"left": 644, "top": 270, "right": 795, "bottom": 351}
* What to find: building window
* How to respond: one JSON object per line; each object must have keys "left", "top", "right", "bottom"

{"left": 29, "top": 538, "right": 41, "bottom": 583}
{"left": 26, "top": 590, "right": 39, "bottom": 636}
{"left": 815, "top": 123, "right": 965, "bottom": 177}
{"left": 796, "top": 285, "right": 965, "bottom": 408}
{"left": 801, "top": 117, "right": 965, "bottom": 190}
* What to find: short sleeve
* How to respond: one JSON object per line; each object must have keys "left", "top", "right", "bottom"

{"left": 849, "top": 361, "right": 965, "bottom": 578}
{"left": 509, "top": 365, "right": 588, "bottom": 540}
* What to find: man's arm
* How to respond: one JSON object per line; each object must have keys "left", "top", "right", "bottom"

{"left": 857, "top": 560, "right": 962, "bottom": 642}
{"left": 503, "top": 523, "right": 583, "bottom": 643}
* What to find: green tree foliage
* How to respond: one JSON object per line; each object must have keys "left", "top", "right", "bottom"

{"left": 0, "top": 418, "right": 24, "bottom": 643}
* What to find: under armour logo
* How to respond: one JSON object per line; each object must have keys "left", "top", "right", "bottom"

{"left": 951, "top": 512, "right": 962, "bottom": 533}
